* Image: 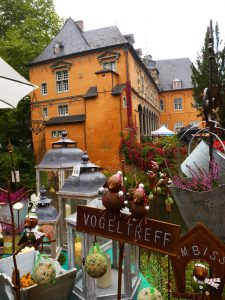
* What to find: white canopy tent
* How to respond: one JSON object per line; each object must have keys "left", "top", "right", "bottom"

{"left": 0, "top": 57, "right": 38, "bottom": 109}
{"left": 151, "top": 125, "right": 175, "bottom": 136}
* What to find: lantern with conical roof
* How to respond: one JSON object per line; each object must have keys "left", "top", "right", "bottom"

{"left": 58, "top": 151, "right": 107, "bottom": 245}
{"left": 35, "top": 130, "right": 84, "bottom": 209}
{"left": 36, "top": 186, "right": 61, "bottom": 258}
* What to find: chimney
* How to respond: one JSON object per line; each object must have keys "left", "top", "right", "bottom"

{"left": 75, "top": 20, "right": 84, "bottom": 31}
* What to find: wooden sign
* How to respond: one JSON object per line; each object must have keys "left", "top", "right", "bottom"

{"left": 171, "top": 223, "right": 225, "bottom": 299}
{"left": 76, "top": 206, "right": 181, "bottom": 256}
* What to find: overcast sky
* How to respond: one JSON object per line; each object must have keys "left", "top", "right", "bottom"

{"left": 54, "top": 0, "right": 225, "bottom": 63}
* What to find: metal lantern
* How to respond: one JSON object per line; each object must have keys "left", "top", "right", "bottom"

{"left": 36, "top": 186, "right": 62, "bottom": 258}
{"left": 65, "top": 206, "right": 140, "bottom": 300}
{"left": 35, "top": 130, "right": 84, "bottom": 209}
{"left": 57, "top": 151, "right": 107, "bottom": 245}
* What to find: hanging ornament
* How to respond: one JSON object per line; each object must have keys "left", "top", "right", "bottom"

{"left": 85, "top": 243, "right": 108, "bottom": 278}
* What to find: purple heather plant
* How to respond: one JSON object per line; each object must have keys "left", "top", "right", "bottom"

{"left": 172, "top": 159, "right": 220, "bottom": 192}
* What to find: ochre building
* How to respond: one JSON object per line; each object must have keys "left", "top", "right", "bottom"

{"left": 29, "top": 18, "right": 159, "bottom": 170}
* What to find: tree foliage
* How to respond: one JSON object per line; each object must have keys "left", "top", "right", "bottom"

{"left": 0, "top": 0, "right": 62, "bottom": 77}
{"left": 191, "top": 22, "right": 225, "bottom": 125}
{"left": 0, "top": 0, "right": 62, "bottom": 189}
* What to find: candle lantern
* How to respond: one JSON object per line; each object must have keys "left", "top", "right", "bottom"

{"left": 35, "top": 130, "right": 84, "bottom": 210}
{"left": 57, "top": 151, "right": 107, "bottom": 245}
{"left": 65, "top": 211, "right": 140, "bottom": 300}
{"left": 36, "top": 186, "right": 62, "bottom": 259}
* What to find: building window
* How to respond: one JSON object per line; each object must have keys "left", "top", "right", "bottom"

{"left": 42, "top": 107, "right": 48, "bottom": 117}
{"left": 174, "top": 122, "right": 183, "bottom": 133}
{"left": 190, "top": 121, "right": 198, "bottom": 126}
{"left": 174, "top": 98, "right": 182, "bottom": 110}
{"left": 160, "top": 99, "right": 164, "bottom": 111}
{"left": 56, "top": 70, "right": 69, "bottom": 93}
{"left": 58, "top": 104, "right": 68, "bottom": 116}
{"left": 41, "top": 83, "right": 47, "bottom": 95}
{"left": 173, "top": 79, "right": 182, "bottom": 89}
{"left": 54, "top": 42, "right": 63, "bottom": 54}
{"left": 102, "top": 61, "right": 116, "bottom": 71}
{"left": 52, "top": 130, "right": 63, "bottom": 138}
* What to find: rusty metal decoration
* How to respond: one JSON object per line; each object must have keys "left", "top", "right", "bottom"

{"left": 171, "top": 223, "right": 225, "bottom": 300}
{"left": 76, "top": 205, "right": 180, "bottom": 300}
{"left": 202, "top": 19, "right": 218, "bottom": 161}
{"left": 76, "top": 206, "right": 181, "bottom": 256}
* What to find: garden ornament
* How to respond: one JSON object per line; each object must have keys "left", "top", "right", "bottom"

{"left": 191, "top": 263, "right": 221, "bottom": 293}
{"left": 18, "top": 209, "right": 45, "bottom": 250}
{"left": 101, "top": 171, "right": 126, "bottom": 214}
{"left": 128, "top": 183, "right": 149, "bottom": 225}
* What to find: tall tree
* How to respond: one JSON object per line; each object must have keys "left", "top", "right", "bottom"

{"left": 191, "top": 22, "right": 225, "bottom": 126}
{"left": 0, "top": 0, "right": 62, "bottom": 78}
{"left": 0, "top": 0, "right": 62, "bottom": 188}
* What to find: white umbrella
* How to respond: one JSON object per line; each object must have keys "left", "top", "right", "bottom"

{"left": 0, "top": 57, "right": 38, "bottom": 109}
{"left": 151, "top": 125, "right": 175, "bottom": 136}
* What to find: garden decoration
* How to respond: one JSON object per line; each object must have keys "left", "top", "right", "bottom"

{"left": 137, "top": 287, "right": 162, "bottom": 300}
{"left": 101, "top": 171, "right": 126, "bottom": 214}
{"left": 85, "top": 242, "right": 108, "bottom": 278}
{"left": 127, "top": 183, "right": 149, "bottom": 225}
{"left": 33, "top": 253, "right": 56, "bottom": 285}
{"left": 171, "top": 223, "right": 225, "bottom": 300}
{"left": 76, "top": 204, "right": 181, "bottom": 300}
{"left": 191, "top": 263, "right": 221, "bottom": 293}
{"left": 18, "top": 209, "right": 45, "bottom": 250}
{"left": 168, "top": 20, "right": 225, "bottom": 241}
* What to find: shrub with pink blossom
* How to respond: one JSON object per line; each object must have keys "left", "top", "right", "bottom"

{"left": 172, "top": 159, "right": 220, "bottom": 192}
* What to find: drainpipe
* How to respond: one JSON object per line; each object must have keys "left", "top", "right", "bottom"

{"left": 84, "top": 98, "right": 87, "bottom": 150}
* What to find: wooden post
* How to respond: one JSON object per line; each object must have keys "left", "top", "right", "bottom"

{"left": 117, "top": 241, "right": 125, "bottom": 300}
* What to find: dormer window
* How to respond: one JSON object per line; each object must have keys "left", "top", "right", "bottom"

{"left": 97, "top": 51, "right": 120, "bottom": 72}
{"left": 54, "top": 42, "right": 63, "bottom": 54}
{"left": 173, "top": 79, "right": 182, "bottom": 89}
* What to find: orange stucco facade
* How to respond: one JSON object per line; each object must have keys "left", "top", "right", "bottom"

{"left": 159, "top": 89, "right": 201, "bottom": 132}
{"left": 29, "top": 46, "right": 159, "bottom": 171}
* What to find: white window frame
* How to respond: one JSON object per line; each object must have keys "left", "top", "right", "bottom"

{"left": 42, "top": 107, "right": 48, "bottom": 117}
{"left": 56, "top": 70, "right": 69, "bottom": 93}
{"left": 174, "top": 98, "right": 182, "bottom": 110}
{"left": 173, "top": 80, "right": 182, "bottom": 89}
{"left": 52, "top": 130, "right": 63, "bottom": 138}
{"left": 41, "top": 83, "right": 47, "bottom": 96}
{"left": 58, "top": 104, "right": 68, "bottom": 116}
{"left": 102, "top": 61, "right": 116, "bottom": 71}
{"left": 174, "top": 122, "right": 183, "bottom": 133}
{"left": 160, "top": 99, "right": 164, "bottom": 111}
{"left": 190, "top": 121, "right": 198, "bottom": 126}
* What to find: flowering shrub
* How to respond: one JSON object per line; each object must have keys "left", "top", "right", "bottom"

{"left": 120, "top": 127, "right": 187, "bottom": 172}
{"left": 172, "top": 160, "right": 220, "bottom": 192}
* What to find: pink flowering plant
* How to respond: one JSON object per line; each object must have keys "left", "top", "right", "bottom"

{"left": 172, "top": 159, "right": 220, "bottom": 192}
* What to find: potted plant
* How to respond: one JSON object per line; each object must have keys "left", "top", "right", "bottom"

{"left": 169, "top": 159, "right": 225, "bottom": 241}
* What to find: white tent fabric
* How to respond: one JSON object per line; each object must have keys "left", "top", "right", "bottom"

{"left": 0, "top": 57, "right": 38, "bottom": 109}
{"left": 151, "top": 125, "right": 175, "bottom": 136}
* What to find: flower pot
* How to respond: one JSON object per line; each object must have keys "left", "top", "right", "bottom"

{"left": 169, "top": 184, "right": 225, "bottom": 241}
